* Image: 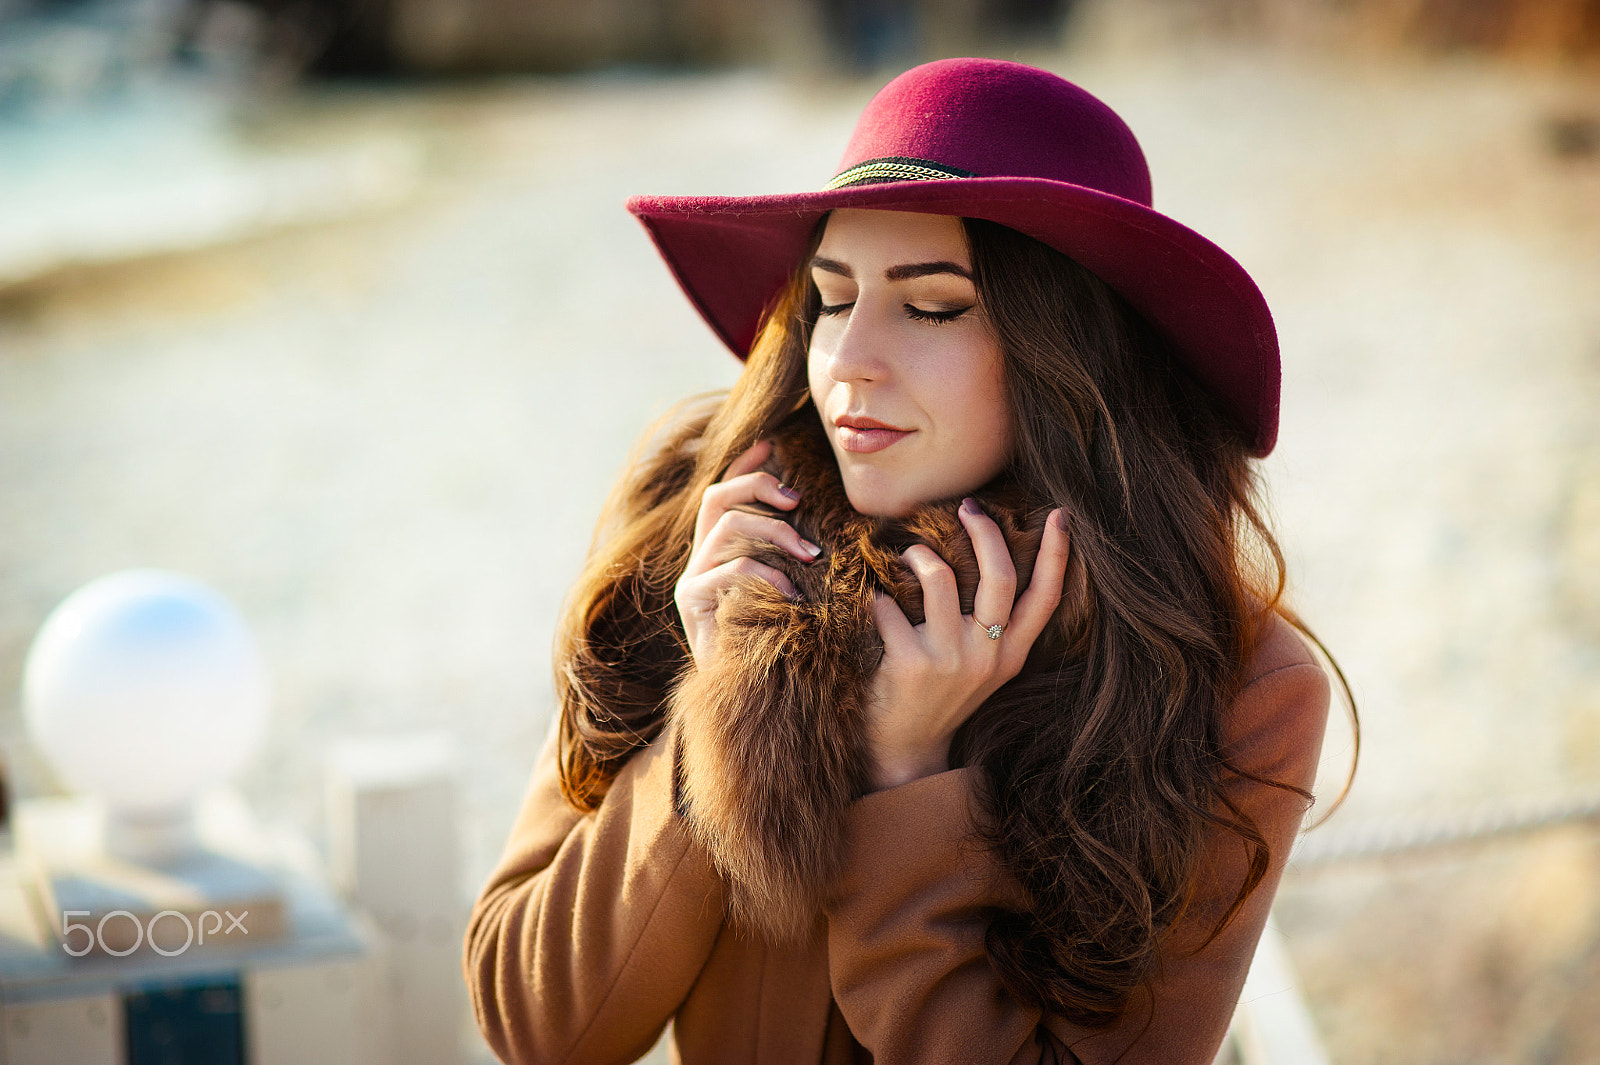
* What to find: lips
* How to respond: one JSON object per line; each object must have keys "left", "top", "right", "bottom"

{"left": 835, "top": 415, "right": 912, "bottom": 454}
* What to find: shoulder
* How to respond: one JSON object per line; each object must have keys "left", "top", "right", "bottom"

{"left": 1242, "top": 609, "right": 1321, "bottom": 686}
{"left": 1222, "top": 610, "right": 1332, "bottom": 787}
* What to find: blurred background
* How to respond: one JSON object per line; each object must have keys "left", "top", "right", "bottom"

{"left": 1, "top": 0, "right": 1598, "bottom": 1062}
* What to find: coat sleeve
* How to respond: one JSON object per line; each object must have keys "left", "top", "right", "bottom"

{"left": 823, "top": 655, "right": 1331, "bottom": 1065}
{"left": 462, "top": 718, "right": 727, "bottom": 1065}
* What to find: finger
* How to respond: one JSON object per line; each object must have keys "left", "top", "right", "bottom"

{"left": 1007, "top": 508, "right": 1070, "bottom": 644}
{"left": 697, "top": 510, "right": 820, "bottom": 571}
{"left": 703, "top": 471, "right": 801, "bottom": 516}
{"left": 722, "top": 438, "right": 772, "bottom": 481}
{"left": 675, "top": 552, "right": 804, "bottom": 666}
{"left": 688, "top": 554, "right": 801, "bottom": 602}
{"left": 693, "top": 470, "right": 801, "bottom": 549}
{"left": 901, "top": 544, "right": 962, "bottom": 638}
{"left": 869, "top": 589, "right": 917, "bottom": 652}
{"left": 957, "top": 498, "right": 1019, "bottom": 634}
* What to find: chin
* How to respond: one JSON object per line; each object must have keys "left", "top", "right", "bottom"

{"left": 842, "top": 481, "right": 915, "bottom": 519}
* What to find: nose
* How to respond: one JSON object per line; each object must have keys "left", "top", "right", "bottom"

{"left": 818, "top": 300, "right": 892, "bottom": 384}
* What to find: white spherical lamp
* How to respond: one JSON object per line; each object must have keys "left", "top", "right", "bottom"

{"left": 22, "top": 570, "right": 269, "bottom": 862}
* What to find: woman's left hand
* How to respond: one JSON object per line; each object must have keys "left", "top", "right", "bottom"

{"left": 866, "top": 501, "right": 1071, "bottom": 791}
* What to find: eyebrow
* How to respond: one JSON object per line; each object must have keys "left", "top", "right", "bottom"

{"left": 809, "top": 257, "right": 973, "bottom": 282}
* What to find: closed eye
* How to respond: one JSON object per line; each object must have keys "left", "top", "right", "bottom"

{"left": 816, "top": 302, "right": 974, "bottom": 322}
{"left": 905, "top": 304, "right": 972, "bottom": 324}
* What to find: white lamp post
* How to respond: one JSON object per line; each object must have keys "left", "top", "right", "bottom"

{"left": 21, "top": 569, "right": 269, "bottom": 864}
{"left": 2, "top": 570, "right": 459, "bottom": 1065}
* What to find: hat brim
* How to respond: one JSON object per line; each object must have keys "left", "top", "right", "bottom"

{"left": 627, "top": 177, "right": 1278, "bottom": 456}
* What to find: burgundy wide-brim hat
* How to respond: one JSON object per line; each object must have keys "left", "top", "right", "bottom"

{"left": 627, "top": 57, "right": 1281, "bottom": 456}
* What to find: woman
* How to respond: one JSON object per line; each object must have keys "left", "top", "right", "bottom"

{"left": 464, "top": 57, "right": 1342, "bottom": 1064}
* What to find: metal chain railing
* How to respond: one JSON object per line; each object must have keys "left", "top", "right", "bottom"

{"left": 1291, "top": 790, "right": 1600, "bottom": 866}
{"left": 1217, "top": 788, "right": 1600, "bottom": 1065}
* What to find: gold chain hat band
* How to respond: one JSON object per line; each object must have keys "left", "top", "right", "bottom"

{"left": 825, "top": 156, "right": 976, "bottom": 190}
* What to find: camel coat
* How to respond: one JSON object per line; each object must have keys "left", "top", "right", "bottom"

{"left": 463, "top": 613, "right": 1330, "bottom": 1064}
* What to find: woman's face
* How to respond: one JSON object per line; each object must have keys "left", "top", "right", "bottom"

{"left": 807, "top": 209, "right": 1013, "bottom": 518}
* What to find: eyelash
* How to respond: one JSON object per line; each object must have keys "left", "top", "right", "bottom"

{"left": 816, "top": 302, "right": 971, "bottom": 324}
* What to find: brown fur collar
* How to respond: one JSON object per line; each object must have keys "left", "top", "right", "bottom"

{"left": 670, "top": 414, "right": 1048, "bottom": 942}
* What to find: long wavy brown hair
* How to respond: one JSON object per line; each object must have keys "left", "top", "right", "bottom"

{"left": 553, "top": 214, "right": 1350, "bottom": 1027}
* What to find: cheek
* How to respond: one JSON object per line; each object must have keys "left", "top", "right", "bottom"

{"left": 989, "top": 364, "right": 1014, "bottom": 442}
{"left": 805, "top": 344, "right": 826, "bottom": 398}
{"left": 963, "top": 347, "right": 1013, "bottom": 468}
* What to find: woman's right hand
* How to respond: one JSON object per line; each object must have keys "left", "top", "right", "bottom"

{"left": 674, "top": 439, "right": 822, "bottom": 670}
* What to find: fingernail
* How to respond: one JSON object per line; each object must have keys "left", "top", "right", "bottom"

{"left": 960, "top": 497, "right": 982, "bottom": 516}
{"left": 801, "top": 539, "right": 822, "bottom": 558}
{"left": 777, "top": 482, "right": 800, "bottom": 501}
{"left": 1050, "top": 508, "right": 1067, "bottom": 530}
